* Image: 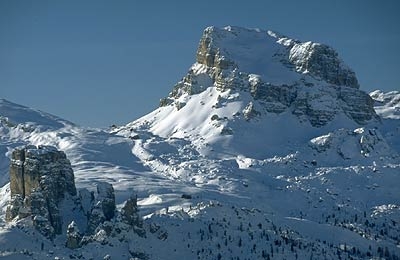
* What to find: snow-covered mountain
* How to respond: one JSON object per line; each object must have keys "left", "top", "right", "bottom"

{"left": 1, "top": 26, "right": 399, "bottom": 259}
{"left": 370, "top": 90, "right": 400, "bottom": 120}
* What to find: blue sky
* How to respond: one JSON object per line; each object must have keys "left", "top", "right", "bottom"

{"left": 1, "top": 0, "right": 399, "bottom": 127}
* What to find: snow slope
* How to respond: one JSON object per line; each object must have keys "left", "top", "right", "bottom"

{"left": 0, "top": 99, "right": 72, "bottom": 130}
{"left": 0, "top": 99, "right": 153, "bottom": 202}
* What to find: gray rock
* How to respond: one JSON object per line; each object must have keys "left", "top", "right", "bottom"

{"left": 6, "top": 148, "right": 130, "bottom": 244}
{"left": 6, "top": 145, "right": 76, "bottom": 238}
{"left": 288, "top": 42, "right": 359, "bottom": 89}
{"left": 338, "top": 86, "right": 377, "bottom": 124}
{"left": 121, "top": 195, "right": 145, "bottom": 237}
{"left": 33, "top": 215, "right": 55, "bottom": 239}
{"left": 121, "top": 196, "right": 141, "bottom": 226}
{"left": 96, "top": 182, "right": 115, "bottom": 221}
{"left": 79, "top": 188, "right": 94, "bottom": 217}
{"left": 65, "top": 221, "right": 82, "bottom": 249}
{"left": 86, "top": 182, "right": 116, "bottom": 234}
{"left": 5, "top": 194, "right": 23, "bottom": 220}
{"left": 87, "top": 202, "right": 106, "bottom": 235}
{"left": 220, "top": 127, "right": 234, "bottom": 135}
{"left": 242, "top": 102, "right": 260, "bottom": 120}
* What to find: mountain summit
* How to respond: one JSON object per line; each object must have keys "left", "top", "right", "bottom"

{"left": 196, "top": 26, "right": 359, "bottom": 88}
{"left": 120, "top": 26, "right": 380, "bottom": 160}
{"left": 160, "top": 26, "right": 377, "bottom": 128}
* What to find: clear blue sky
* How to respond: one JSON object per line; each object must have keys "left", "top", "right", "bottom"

{"left": 1, "top": 0, "right": 399, "bottom": 127}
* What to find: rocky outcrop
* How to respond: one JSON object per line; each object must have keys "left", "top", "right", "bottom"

{"left": 121, "top": 195, "right": 140, "bottom": 227}
{"left": 63, "top": 185, "right": 144, "bottom": 248}
{"left": 196, "top": 27, "right": 234, "bottom": 70}
{"left": 6, "top": 145, "right": 76, "bottom": 238}
{"left": 66, "top": 221, "right": 82, "bottom": 249}
{"left": 242, "top": 102, "right": 260, "bottom": 120}
{"left": 8, "top": 145, "right": 76, "bottom": 201}
{"left": 97, "top": 182, "right": 116, "bottom": 220}
{"left": 247, "top": 79, "right": 377, "bottom": 126}
{"left": 6, "top": 146, "right": 145, "bottom": 247}
{"left": 86, "top": 182, "right": 116, "bottom": 234}
{"left": 78, "top": 191, "right": 144, "bottom": 247}
{"left": 121, "top": 195, "right": 145, "bottom": 237}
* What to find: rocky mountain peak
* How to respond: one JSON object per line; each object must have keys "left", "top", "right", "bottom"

{"left": 160, "top": 26, "right": 376, "bottom": 127}
{"left": 196, "top": 26, "right": 359, "bottom": 89}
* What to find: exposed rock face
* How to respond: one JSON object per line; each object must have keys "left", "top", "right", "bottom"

{"left": 196, "top": 26, "right": 359, "bottom": 89}
{"left": 8, "top": 145, "right": 76, "bottom": 201}
{"left": 66, "top": 221, "right": 82, "bottom": 249}
{"left": 86, "top": 204, "right": 106, "bottom": 235}
{"left": 6, "top": 145, "right": 76, "bottom": 238}
{"left": 6, "top": 146, "right": 143, "bottom": 246}
{"left": 121, "top": 196, "right": 139, "bottom": 226}
{"left": 97, "top": 182, "right": 115, "bottom": 221}
{"left": 288, "top": 42, "right": 359, "bottom": 88}
{"left": 196, "top": 27, "right": 233, "bottom": 70}
{"left": 86, "top": 182, "right": 116, "bottom": 234}
{"left": 121, "top": 195, "right": 145, "bottom": 236}
{"left": 162, "top": 26, "right": 378, "bottom": 127}
{"left": 242, "top": 102, "right": 260, "bottom": 121}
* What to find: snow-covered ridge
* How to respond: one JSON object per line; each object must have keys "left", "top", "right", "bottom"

{"left": 0, "top": 98, "right": 73, "bottom": 131}
{"left": 309, "top": 127, "right": 398, "bottom": 164}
